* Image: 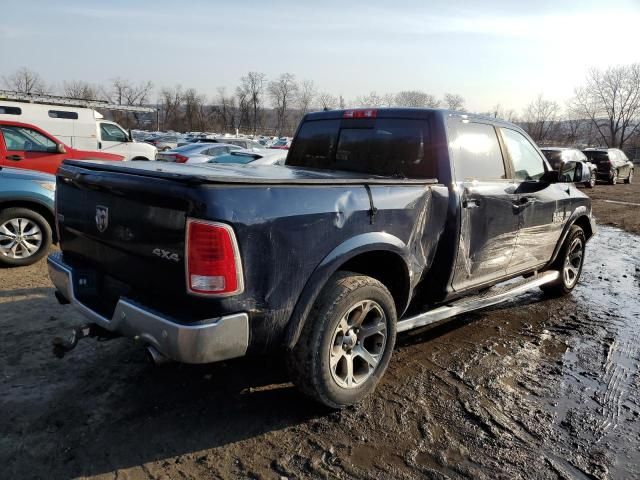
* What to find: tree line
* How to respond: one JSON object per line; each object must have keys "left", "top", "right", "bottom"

{"left": 3, "top": 64, "right": 640, "bottom": 150}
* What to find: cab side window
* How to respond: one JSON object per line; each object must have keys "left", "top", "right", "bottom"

{"left": 0, "top": 125, "right": 57, "bottom": 152}
{"left": 100, "top": 123, "right": 127, "bottom": 142}
{"left": 450, "top": 122, "right": 506, "bottom": 180}
{"left": 500, "top": 128, "right": 546, "bottom": 181}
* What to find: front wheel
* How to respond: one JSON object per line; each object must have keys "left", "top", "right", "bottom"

{"left": 0, "top": 208, "right": 52, "bottom": 267}
{"left": 541, "top": 225, "right": 586, "bottom": 296}
{"left": 624, "top": 169, "right": 633, "bottom": 184}
{"left": 287, "top": 272, "right": 397, "bottom": 408}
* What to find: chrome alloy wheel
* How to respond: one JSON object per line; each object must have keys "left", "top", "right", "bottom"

{"left": 563, "top": 237, "right": 584, "bottom": 288}
{"left": 0, "top": 217, "right": 43, "bottom": 259}
{"left": 329, "top": 300, "right": 387, "bottom": 389}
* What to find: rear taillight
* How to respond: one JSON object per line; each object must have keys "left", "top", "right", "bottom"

{"left": 174, "top": 154, "right": 188, "bottom": 163}
{"left": 343, "top": 109, "right": 377, "bottom": 119}
{"left": 186, "top": 219, "right": 243, "bottom": 296}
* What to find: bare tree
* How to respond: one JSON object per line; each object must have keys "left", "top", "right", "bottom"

{"left": 268, "top": 73, "right": 298, "bottom": 135}
{"left": 159, "top": 85, "right": 183, "bottom": 131}
{"left": 216, "top": 87, "right": 236, "bottom": 132}
{"left": 395, "top": 90, "right": 439, "bottom": 108}
{"left": 521, "top": 94, "right": 561, "bottom": 143}
{"left": 183, "top": 88, "right": 207, "bottom": 132}
{"left": 489, "top": 104, "right": 519, "bottom": 123}
{"left": 3, "top": 67, "right": 47, "bottom": 94}
{"left": 239, "top": 72, "right": 267, "bottom": 134}
{"left": 444, "top": 93, "right": 465, "bottom": 111}
{"left": 62, "top": 80, "right": 102, "bottom": 100}
{"left": 355, "top": 91, "right": 385, "bottom": 107}
{"left": 571, "top": 63, "right": 640, "bottom": 149}
{"left": 297, "top": 80, "right": 317, "bottom": 114}
{"left": 382, "top": 93, "right": 396, "bottom": 107}
{"left": 108, "top": 78, "right": 154, "bottom": 128}
{"left": 318, "top": 92, "right": 338, "bottom": 110}
{"left": 235, "top": 83, "right": 251, "bottom": 132}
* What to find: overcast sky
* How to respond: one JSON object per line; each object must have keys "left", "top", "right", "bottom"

{"left": 2, "top": 0, "right": 640, "bottom": 112}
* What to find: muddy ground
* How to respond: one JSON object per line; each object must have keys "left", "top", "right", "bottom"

{"left": 1, "top": 182, "right": 639, "bottom": 480}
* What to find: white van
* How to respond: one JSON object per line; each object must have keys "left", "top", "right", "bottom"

{"left": 0, "top": 101, "right": 157, "bottom": 161}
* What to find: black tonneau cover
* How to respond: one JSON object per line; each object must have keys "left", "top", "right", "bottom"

{"left": 60, "top": 160, "right": 438, "bottom": 185}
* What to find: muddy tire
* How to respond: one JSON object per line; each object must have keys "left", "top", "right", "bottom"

{"left": 585, "top": 171, "right": 596, "bottom": 189}
{"left": 287, "top": 271, "right": 397, "bottom": 409}
{"left": 541, "top": 225, "right": 586, "bottom": 297}
{"left": 624, "top": 169, "right": 633, "bottom": 184}
{"left": 0, "top": 208, "right": 52, "bottom": 267}
{"left": 609, "top": 170, "right": 618, "bottom": 185}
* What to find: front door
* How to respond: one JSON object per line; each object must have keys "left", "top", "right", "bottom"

{"left": 449, "top": 120, "right": 521, "bottom": 291}
{"left": 499, "top": 127, "right": 567, "bottom": 274}
{"left": 0, "top": 124, "right": 67, "bottom": 174}
{"left": 99, "top": 122, "right": 130, "bottom": 158}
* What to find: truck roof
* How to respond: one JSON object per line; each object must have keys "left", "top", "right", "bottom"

{"left": 304, "top": 108, "right": 518, "bottom": 128}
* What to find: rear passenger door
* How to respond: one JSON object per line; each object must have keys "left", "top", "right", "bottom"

{"left": 499, "top": 127, "right": 567, "bottom": 273}
{"left": 450, "top": 120, "right": 520, "bottom": 291}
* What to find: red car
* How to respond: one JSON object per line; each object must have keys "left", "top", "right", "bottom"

{"left": 0, "top": 120, "right": 123, "bottom": 174}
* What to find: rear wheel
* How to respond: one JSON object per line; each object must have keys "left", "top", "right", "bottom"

{"left": 585, "top": 171, "right": 596, "bottom": 188}
{"left": 287, "top": 272, "right": 397, "bottom": 408}
{"left": 609, "top": 169, "right": 618, "bottom": 185}
{"left": 624, "top": 169, "right": 633, "bottom": 184}
{"left": 541, "top": 225, "right": 586, "bottom": 296}
{"left": 0, "top": 208, "right": 52, "bottom": 267}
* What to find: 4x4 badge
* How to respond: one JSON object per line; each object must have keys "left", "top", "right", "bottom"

{"left": 95, "top": 205, "right": 109, "bottom": 233}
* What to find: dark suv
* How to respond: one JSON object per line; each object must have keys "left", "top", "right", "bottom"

{"left": 582, "top": 148, "right": 634, "bottom": 185}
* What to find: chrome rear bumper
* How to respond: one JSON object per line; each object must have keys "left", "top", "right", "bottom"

{"left": 47, "top": 252, "right": 249, "bottom": 364}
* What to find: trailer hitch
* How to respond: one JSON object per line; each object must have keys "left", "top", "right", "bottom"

{"left": 52, "top": 324, "right": 118, "bottom": 359}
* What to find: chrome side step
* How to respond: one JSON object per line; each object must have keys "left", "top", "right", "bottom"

{"left": 397, "top": 270, "right": 560, "bottom": 333}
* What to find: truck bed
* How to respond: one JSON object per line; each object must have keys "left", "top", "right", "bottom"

{"left": 61, "top": 160, "right": 439, "bottom": 185}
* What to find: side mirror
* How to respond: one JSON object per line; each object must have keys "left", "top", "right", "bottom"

{"left": 128, "top": 129, "right": 133, "bottom": 142}
{"left": 540, "top": 170, "right": 560, "bottom": 183}
{"left": 56, "top": 143, "right": 66, "bottom": 154}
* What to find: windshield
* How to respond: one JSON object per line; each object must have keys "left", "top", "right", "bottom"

{"left": 286, "top": 117, "right": 437, "bottom": 178}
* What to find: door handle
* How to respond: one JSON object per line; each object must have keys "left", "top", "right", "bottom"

{"left": 462, "top": 198, "right": 480, "bottom": 208}
{"left": 6, "top": 155, "right": 23, "bottom": 161}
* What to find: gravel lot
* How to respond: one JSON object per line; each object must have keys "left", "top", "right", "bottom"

{"left": 1, "top": 181, "right": 639, "bottom": 479}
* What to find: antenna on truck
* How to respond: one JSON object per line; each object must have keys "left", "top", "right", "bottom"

{"left": 0, "top": 89, "right": 157, "bottom": 113}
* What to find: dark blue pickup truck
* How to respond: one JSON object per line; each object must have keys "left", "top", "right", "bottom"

{"left": 49, "top": 108, "right": 595, "bottom": 407}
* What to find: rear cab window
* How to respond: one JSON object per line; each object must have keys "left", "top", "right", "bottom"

{"left": 287, "top": 116, "right": 437, "bottom": 178}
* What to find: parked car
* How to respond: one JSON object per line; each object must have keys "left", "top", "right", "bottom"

{"left": 582, "top": 148, "right": 634, "bottom": 184}
{"left": 216, "top": 137, "right": 267, "bottom": 150}
{"left": 540, "top": 147, "right": 597, "bottom": 188}
{"left": 157, "top": 143, "right": 241, "bottom": 164}
{"left": 145, "top": 134, "right": 179, "bottom": 151}
{"left": 269, "top": 139, "right": 290, "bottom": 150}
{"left": 0, "top": 120, "right": 124, "bottom": 174}
{"left": 48, "top": 108, "right": 594, "bottom": 408}
{"left": 0, "top": 100, "right": 157, "bottom": 161}
{"left": 0, "top": 167, "right": 56, "bottom": 266}
{"left": 207, "top": 148, "right": 287, "bottom": 165}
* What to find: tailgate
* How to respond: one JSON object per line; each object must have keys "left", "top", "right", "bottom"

{"left": 56, "top": 163, "right": 198, "bottom": 311}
